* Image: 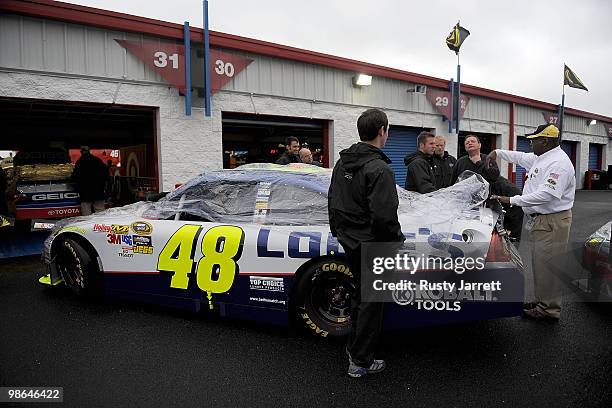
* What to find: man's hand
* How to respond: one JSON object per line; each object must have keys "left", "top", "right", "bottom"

{"left": 485, "top": 150, "right": 497, "bottom": 169}
{"left": 490, "top": 195, "right": 511, "bottom": 204}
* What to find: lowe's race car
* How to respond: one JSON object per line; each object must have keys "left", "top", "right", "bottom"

{"left": 42, "top": 164, "right": 524, "bottom": 337}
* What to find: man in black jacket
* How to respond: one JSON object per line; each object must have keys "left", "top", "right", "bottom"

{"left": 451, "top": 134, "right": 500, "bottom": 184}
{"left": 72, "top": 146, "right": 109, "bottom": 216}
{"left": 275, "top": 136, "right": 301, "bottom": 165}
{"left": 433, "top": 135, "right": 457, "bottom": 189}
{"left": 329, "top": 108, "right": 404, "bottom": 378}
{"left": 404, "top": 131, "right": 438, "bottom": 193}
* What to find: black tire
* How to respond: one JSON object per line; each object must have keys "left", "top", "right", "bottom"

{"left": 55, "top": 237, "right": 101, "bottom": 296}
{"left": 293, "top": 259, "right": 355, "bottom": 338}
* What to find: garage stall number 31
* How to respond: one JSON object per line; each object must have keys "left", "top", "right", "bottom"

{"left": 157, "top": 225, "right": 245, "bottom": 308}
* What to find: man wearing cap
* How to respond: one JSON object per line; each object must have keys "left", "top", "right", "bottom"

{"left": 485, "top": 124, "right": 575, "bottom": 320}
{"left": 72, "top": 146, "right": 109, "bottom": 216}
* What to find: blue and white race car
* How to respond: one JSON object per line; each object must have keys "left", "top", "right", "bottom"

{"left": 42, "top": 164, "right": 524, "bottom": 337}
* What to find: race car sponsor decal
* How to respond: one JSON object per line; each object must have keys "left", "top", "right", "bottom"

{"left": 131, "top": 221, "right": 153, "bottom": 235}
{"left": 157, "top": 224, "right": 245, "bottom": 309}
{"left": 133, "top": 235, "right": 152, "bottom": 246}
{"left": 133, "top": 245, "right": 154, "bottom": 254}
{"left": 118, "top": 246, "right": 134, "bottom": 258}
{"left": 110, "top": 224, "right": 130, "bottom": 234}
{"left": 93, "top": 224, "right": 112, "bottom": 233}
{"left": 58, "top": 226, "right": 86, "bottom": 235}
{"left": 107, "top": 234, "right": 133, "bottom": 246}
{"left": 249, "top": 276, "right": 285, "bottom": 292}
{"left": 253, "top": 182, "right": 271, "bottom": 224}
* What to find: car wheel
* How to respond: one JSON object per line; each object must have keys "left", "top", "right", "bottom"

{"left": 293, "top": 259, "right": 355, "bottom": 338}
{"left": 55, "top": 237, "right": 101, "bottom": 296}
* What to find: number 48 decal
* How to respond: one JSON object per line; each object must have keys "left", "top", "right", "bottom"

{"left": 157, "top": 225, "right": 245, "bottom": 308}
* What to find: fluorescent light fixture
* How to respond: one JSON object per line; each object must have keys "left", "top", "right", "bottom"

{"left": 588, "top": 119, "right": 597, "bottom": 126}
{"left": 353, "top": 74, "right": 372, "bottom": 87}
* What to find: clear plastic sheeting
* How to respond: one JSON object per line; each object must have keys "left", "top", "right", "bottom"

{"left": 397, "top": 171, "right": 491, "bottom": 224}
{"left": 44, "top": 166, "right": 493, "bottom": 259}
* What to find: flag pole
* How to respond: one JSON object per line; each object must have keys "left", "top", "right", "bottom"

{"left": 456, "top": 51, "right": 461, "bottom": 135}
{"left": 203, "top": 0, "right": 211, "bottom": 117}
{"left": 449, "top": 78, "right": 454, "bottom": 134}
{"left": 559, "top": 67, "right": 565, "bottom": 141}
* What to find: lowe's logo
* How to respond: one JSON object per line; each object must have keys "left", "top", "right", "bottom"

{"left": 32, "top": 193, "right": 80, "bottom": 201}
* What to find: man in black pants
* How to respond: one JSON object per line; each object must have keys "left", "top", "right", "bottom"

{"left": 328, "top": 108, "right": 405, "bottom": 378}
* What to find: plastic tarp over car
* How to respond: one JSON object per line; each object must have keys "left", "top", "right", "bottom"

{"left": 48, "top": 164, "right": 490, "bottom": 229}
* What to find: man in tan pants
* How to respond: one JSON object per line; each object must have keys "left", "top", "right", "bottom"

{"left": 486, "top": 124, "right": 575, "bottom": 320}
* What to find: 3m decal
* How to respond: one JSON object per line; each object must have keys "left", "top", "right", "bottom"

{"left": 157, "top": 225, "right": 245, "bottom": 308}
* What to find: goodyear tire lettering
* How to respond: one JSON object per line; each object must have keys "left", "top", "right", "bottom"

{"left": 321, "top": 263, "right": 352, "bottom": 278}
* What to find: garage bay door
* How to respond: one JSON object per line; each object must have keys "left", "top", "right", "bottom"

{"left": 382, "top": 127, "right": 420, "bottom": 186}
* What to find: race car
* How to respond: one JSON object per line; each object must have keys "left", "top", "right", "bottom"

{"left": 579, "top": 221, "right": 612, "bottom": 301}
{"left": 41, "top": 164, "right": 524, "bottom": 337}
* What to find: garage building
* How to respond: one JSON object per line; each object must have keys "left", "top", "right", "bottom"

{"left": 1, "top": 0, "right": 610, "bottom": 193}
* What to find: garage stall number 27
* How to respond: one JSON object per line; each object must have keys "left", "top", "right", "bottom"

{"left": 157, "top": 225, "right": 245, "bottom": 308}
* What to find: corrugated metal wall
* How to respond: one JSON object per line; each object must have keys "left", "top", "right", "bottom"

{"left": 1, "top": 13, "right": 609, "bottom": 135}
{"left": 515, "top": 104, "right": 606, "bottom": 137}
{"left": 463, "top": 95, "right": 508, "bottom": 123}
{"left": 0, "top": 14, "right": 169, "bottom": 83}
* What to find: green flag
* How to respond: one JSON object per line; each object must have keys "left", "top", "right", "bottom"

{"left": 564, "top": 65, "right": 588, "bottom": 91}
{"left": 446, "top": 22, "right": 470, "bottom": 54}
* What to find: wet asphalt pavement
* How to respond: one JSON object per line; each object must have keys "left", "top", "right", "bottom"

{"left": 1, "top": 191, "right": 611, "bottom": 408}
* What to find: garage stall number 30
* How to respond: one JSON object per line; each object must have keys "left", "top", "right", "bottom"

{"left": 157, "top": 225, "right": 245, "bottom": 308}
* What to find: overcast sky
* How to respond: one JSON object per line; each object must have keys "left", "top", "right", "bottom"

{"left": 67, "top": 0, "right": 612, "bottom": 117}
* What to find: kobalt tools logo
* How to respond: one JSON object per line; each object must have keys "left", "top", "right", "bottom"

{"left": 392, "top": 286, "right": 499, "bottom": 312}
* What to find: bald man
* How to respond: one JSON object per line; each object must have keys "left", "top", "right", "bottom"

{"left": 300, "top": 148, "right": 322, "bottom": 166}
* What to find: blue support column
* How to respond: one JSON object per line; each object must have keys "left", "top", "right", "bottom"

{"left": 183, "top": 22, "right": 192, "bottom": 116}
{"left": 203, "top": 0, "right": 211, "bottom": 117}
{"left": 559, "top": 91, "right": 565, "bottom": 141}
{"left": 449, "top": 78, "right": 454, "bottom": 134}
{"left": 456, "top": 63, "right": 461, "bottom": 133}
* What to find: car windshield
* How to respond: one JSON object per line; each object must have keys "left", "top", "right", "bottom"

{"left": 142, "top": 163, "right": 331, "bottom": 225}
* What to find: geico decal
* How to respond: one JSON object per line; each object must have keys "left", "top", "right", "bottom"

{"left": 32, "top": 193, "right": 80, "bottom": 201}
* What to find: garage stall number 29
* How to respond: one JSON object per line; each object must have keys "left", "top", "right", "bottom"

{"left": 157, "top": 225, "right": 245, "bottom": 308}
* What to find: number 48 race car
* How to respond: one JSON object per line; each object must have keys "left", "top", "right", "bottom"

{"left": 41, "top": 164, "right": 524, "bottom": 337}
